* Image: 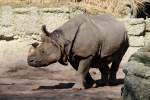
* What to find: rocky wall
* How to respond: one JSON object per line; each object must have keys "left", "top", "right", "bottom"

{"left": 122, "top": 44, "right": 150, "bottom": 100}
{"left": 126, "top": 18, "right": 150, "bottom": 48}
{"left": 0, "top": 6, "right": 85, "bottom": 41}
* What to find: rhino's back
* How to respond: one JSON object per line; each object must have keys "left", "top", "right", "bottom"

{"left": 90, "top": 14, "right": 127, "bottom": 57}
{"left": 71, "top": 14, "right": 127, "bottom": 58}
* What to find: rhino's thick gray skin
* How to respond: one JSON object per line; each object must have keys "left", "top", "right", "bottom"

{"left": 28, "top": 14, "right": 129, "bottom": 89}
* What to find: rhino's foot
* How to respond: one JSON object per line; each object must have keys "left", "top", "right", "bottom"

{"left": 31, "top": 85, "right": 40, "bottom": 91}
{"left": 72, "top": 83, "right": 85, "bottom": 91}
{"left": 83, "top": 79, "right": 95, "bottom": 89}
{"left": 96, "top": 73, "right": 109, "bottom": 87}
{"left": 108, "top": 74, "right": 120, "bottom": 86}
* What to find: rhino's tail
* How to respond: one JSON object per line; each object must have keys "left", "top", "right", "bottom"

{"left": 123, "top": 31, "right": 129, "bottom": 52}
{"left": 124, "top": 31, "right": 129, "bottom": 47}
{"left": 42, "top": 25, "right": 50, "bottom": 36}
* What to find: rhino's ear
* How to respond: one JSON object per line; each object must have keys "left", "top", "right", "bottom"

{"left": 42, "top": 25, "right": 50, "bottom": 37}
{"left": 32, "top": 42, "right": 39, "bottom": 48}
{"left": 49, "top": 30, "right": 62, "bottom": 41}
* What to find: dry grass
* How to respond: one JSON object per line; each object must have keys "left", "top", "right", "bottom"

{"left": 80, "top": 0, "right": 125, "bottom": 16}
{"left": 131, "top": 0, "right": 150, "bottom": 11}
{"left": 0, "top": 0, "right": 125, "bottom": 16}
{"left": 0, "top": 0, "right": 149, "bottom": 16}
{"left": 0, "top": 0, "right": 131, "bottom": 16}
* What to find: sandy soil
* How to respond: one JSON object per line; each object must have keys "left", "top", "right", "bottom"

{"left": 0, "top": 40, "right": 138, "bottom": 100}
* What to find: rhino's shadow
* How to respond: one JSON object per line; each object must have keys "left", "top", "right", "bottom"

{"left": 114, "top": 78, "right": 124, "bottom": 85}
{"left": 95, "top": 78, "right": 124, "bottom": 87}
{"left": 37, "top": 79, "right": 124, "bottom": 90}
{"left": 38, "top": 83, "right": 75, "bottom": 90}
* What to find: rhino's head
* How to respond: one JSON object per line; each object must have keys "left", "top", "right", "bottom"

{"left": 27, "top": 25, "right": 63, "bottom": 67}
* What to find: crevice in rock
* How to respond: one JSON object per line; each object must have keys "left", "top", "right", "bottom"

{"left": 0, "top": 35, "right": 15, "bottom": 41}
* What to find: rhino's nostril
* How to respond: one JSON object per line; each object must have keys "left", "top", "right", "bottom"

{"left": 29, "top": 59, "right": 34, "bottom": 63}
{"left": 36, "top": 61, "right": 41, "bottom": 64}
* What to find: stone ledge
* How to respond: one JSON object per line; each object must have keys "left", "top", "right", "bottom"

{"left": 126, "top": 18, "right": 145, "bottom": 25}
{"left": 127, "top": 23, "right": 145, "bottom": 36}
{"left": 129, "top": 36, "right": 144, "bottom": 47}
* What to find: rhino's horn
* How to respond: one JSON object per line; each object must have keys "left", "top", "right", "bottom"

{"left": 42, "top": 25, "right": 50, "bottom": 36}
{"left": 32, "top": 42, "right": 39, "bottom": 48}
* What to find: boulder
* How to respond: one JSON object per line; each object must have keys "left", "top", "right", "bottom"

{"left": 123, "top": 44, "right": 150, "bottom": 100}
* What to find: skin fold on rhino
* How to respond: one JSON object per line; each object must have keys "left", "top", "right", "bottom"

{"left": 27, "top": 14, "right": 129, "bottom": 90}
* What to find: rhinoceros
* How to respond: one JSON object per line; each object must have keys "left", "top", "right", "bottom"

{"left": 27, "top": 14, "right": 129, "bottom": 89}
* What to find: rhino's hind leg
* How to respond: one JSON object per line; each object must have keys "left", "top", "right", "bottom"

{"left": 109, "top": 45, "right": 128, "bottom": 86}
{"left": 109, "top": 60, "right": 121, "bottom": 86}
{"left": 97, "top": 63, "right": 109, "bottom": 86}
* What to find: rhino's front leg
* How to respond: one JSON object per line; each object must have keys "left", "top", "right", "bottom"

{"left": 73, "top": 56, "right": 94, "bottom": 90}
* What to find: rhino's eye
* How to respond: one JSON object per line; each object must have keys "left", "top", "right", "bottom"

{"left": 41, "top": 50, "right": 45, "bottom": 54}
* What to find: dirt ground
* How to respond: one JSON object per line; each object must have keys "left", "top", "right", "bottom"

{"left": 0, "top": 40, "right": 138, "bottom": 100}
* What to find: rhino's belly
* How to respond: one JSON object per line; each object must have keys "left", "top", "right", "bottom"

{"left": 68, "top": 55, "right": 80, "bottom": 70}
{"left": 90, "top": 55, "right": 113, "bottom": 68}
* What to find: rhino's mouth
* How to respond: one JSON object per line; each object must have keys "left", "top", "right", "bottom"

{"left": 28, "top": 63, "right": 49, "bottom": 67}
{"left": 28, "top": 58, "right": 57, "bottom": 67}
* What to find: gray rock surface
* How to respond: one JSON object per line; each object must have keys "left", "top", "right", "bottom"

{"left": 123, "top": 44, "right": 150, "bottom": 100}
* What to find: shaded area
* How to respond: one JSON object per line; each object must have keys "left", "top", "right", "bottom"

{"left": 37, "top": 83, "right": 75, "bottom": 90}
{"left": 95, "top": 78, "right": 124, "bottom": 87}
